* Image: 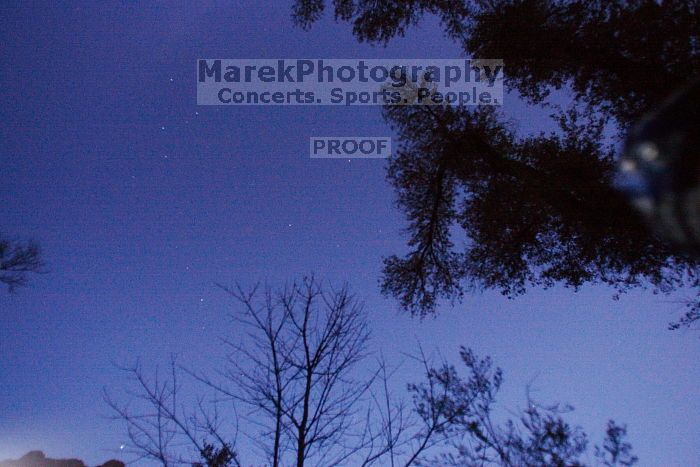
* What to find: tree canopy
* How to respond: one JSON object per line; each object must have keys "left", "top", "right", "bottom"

{"left": 109, "top": 277, "right": 637, "bottom": 466}
{"left": 291, "top": 0, "right": 700, "bottom": 324}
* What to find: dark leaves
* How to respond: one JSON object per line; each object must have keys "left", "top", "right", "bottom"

{"left": 291, "top": 0, "right": 700, "bottom": 326}
{"left": 380, "top": 104, "right": 693, "bottom": 315}
{"left": 0, "top": 236, "right": 43, "bottom": 292}
{"left": 410, "top": 347, "right": 636, "bottom": 466}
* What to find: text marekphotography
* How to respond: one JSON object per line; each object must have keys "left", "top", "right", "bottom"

{"left": 197, "top": 59, "right": 504, "bottom": 106}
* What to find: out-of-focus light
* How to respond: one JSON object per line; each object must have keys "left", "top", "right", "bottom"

{"left": 620, "top": 79, "right": 700, "bottom": 254}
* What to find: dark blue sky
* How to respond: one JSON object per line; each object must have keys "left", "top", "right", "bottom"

{"left": 1, "top": 1, "right": 699, "bottom": 465}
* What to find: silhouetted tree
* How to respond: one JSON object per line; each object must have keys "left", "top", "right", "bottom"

{"left": 189, "top": 277, "right": 453, "bottom": 467}
{"left": 193, "top": 443, "right": 237, "bottom": 467}
{"left": 205, "top": 278, "right": 376, "bottom": 467}
{"left": 292, "top": 0, "right": 700, "bottom": 127}
{"left": 595, "top": 421, "right": 638, "bottom": 467}
{"left": 410, "top": 347, "right": 637, "bottom": 466}
{"left": 0, "top": 236, "right": 42, "bottom": 292}
{"left": 291, "top": 0, "right": 700, "bottom": 325}
{"left": 379, "top": 103, "right": 699, "bottom": 317}
{"left": 108, "top": 277, "right": 447, "bottom": 466}
{"left": 109, "top": 277, "right": 636, "bottom": 466}
{"left": 106, "top": 358, "right": 242, "bottom": 466}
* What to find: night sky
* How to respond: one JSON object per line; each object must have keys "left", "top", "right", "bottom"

{"left": 1, "top": 1, "right": 699, "bottom": 465}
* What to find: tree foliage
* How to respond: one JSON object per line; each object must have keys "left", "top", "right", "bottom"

{"left": 105, "top": 358, "right": 242, "bottom": 466}
{"left": 109, "top": 277, "right": 637, "bottom": 466}
{"left": 0, "top": 236, "right": 42, "bottom": 292}
{"left": 109, "top": 277, "right": 452, "bottom": 466}
{"left": 380, "top": 103, "right": 697, "bottom": 316}
{"left": 207, "top": 278, "right": 375, "bottom": 467}
{"left": 292, "top": 0, "right": 700, "bottom": 127}
{"left": 410, "top": 346, "right": 637, "bottom": 466}
{"left": 291, "top": 0, "right": 700, "bottom": 323}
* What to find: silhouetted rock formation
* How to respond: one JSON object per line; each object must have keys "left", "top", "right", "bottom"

{"left": 0, "top": 451, "right": 124, "bottom": 467}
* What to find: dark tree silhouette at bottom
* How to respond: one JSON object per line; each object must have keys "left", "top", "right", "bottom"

{"left": 108, "top": 277, "right": 637, "bottom": 466}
